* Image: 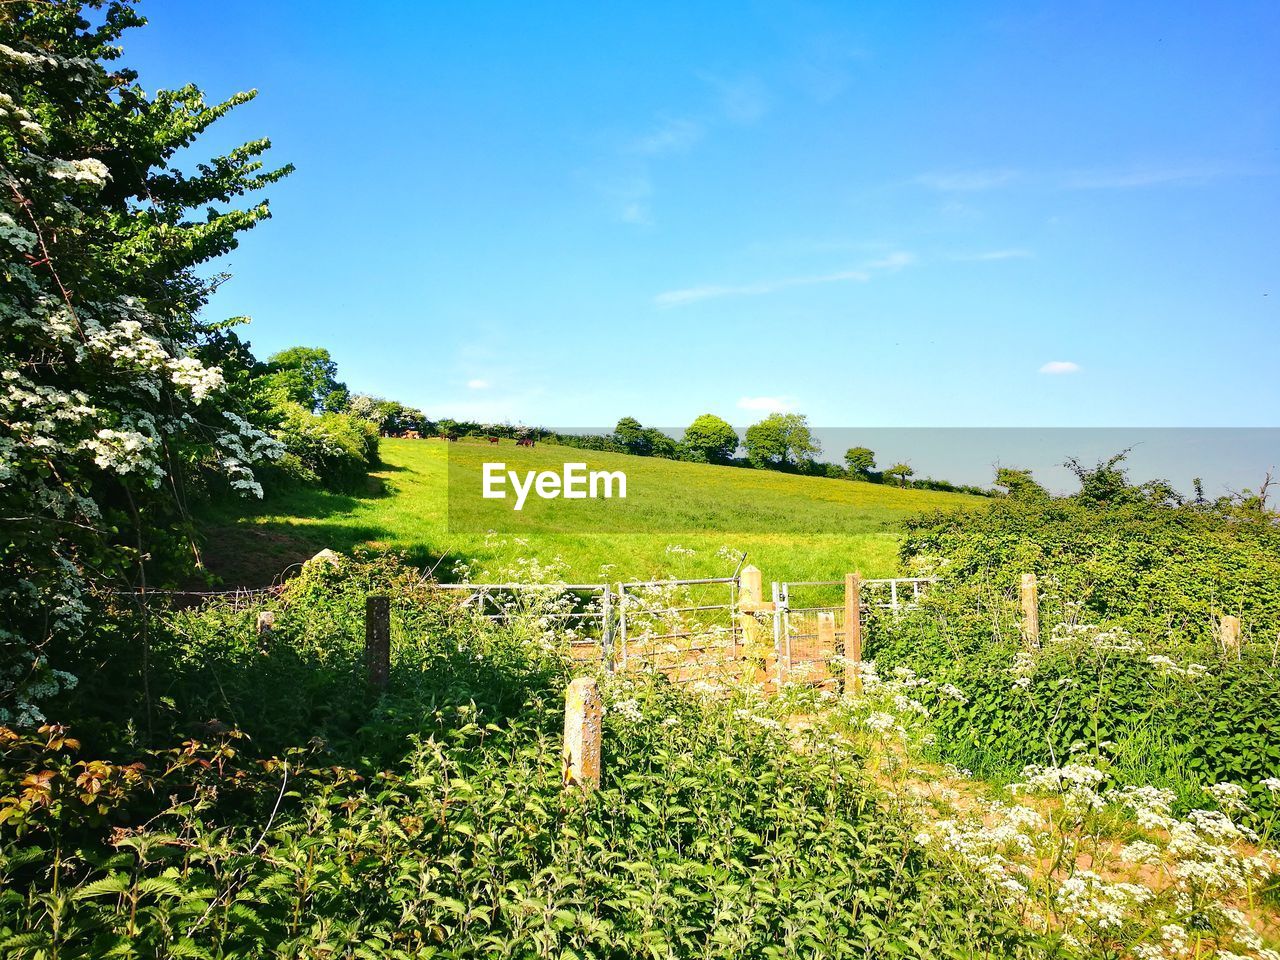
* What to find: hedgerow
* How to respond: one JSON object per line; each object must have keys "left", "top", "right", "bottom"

{"left": 868, "top": 479, "right": 1280, "bottom": 815}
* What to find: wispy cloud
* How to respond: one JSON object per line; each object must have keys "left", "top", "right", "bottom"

{"left": 1061, "top": 163, "right": 1241, "bottom": 190}
{"left": 596, "top": 172, "right": 654, "bottom": 226}
{"left": 629, "top": 117, "right": 702, "bottom": 156}
{"left": 793, "top": 35, "right": 871, "bottom": 103}
{"left": 466, "top": 378, "right": 491, "bottom": 389}
{"left": 698, "top": 73, "right": 772, "bottom": 124}
{"left": 737, "top": 395, "right": 798, "bottom": 413}
{"left": 656, "top": 268, "right": 868, "bottom": 307}
{"left": 917, "top": 162, "right": 1261, "bottom": 194}
{"left": 656, "top": 252, "right": 915, "bottom": 308}
{"left": 915, "top": 169, "right": 1020, "bottom": 192}
{"left": 863, "top": 251, "right": 915, "bottom": 271}
{"left": 1038, "top": 360, "right": 1080, "bottom": 375}
{"left": 951, "top": 249, "right": 1033, "bottom": 262}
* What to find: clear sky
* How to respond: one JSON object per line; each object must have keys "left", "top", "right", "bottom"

{"left": 122, "top": 1, "right": 1278, "bottom": 430}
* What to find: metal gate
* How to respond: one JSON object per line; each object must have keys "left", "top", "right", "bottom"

{"left": 772, "top": 577, "right": 936, "bottom": 686}
{"left": 616, "top": 576, "right": 741, "bottom": 683}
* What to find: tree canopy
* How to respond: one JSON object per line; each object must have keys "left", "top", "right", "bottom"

{"left": 743, "top": 413, "right": 820, "bottom": 469}
{"left": 844, "top": 446, "right": 876, "bottom": 477}
{"left": 0, "top": 0, "right": 290, "bottom": 722}
{"left": 682, "top": 414, "right": 738, "bottom": 463}
{"left": 262, "top": 346, "right": 349, "bottom": 413}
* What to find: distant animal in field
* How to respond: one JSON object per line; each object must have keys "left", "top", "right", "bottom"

{"left": 402, "top": 430, "right": 421, "bottom": 439}
{"left": 487, "top": 436, "right": 500, "bottom": 444}
{"left": 516, "top": 437, "right": 535, "bottom": 447}
{"left": 438, "top": 434, "right": 458, "bottom": 442}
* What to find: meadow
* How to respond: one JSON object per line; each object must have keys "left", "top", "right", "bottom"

{"left": 200, "top": 438, "right": 985, "bottom": 587}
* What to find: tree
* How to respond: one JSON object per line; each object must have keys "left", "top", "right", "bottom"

{"left": 1063, "top": 450, "right": 1181, "bottom": 506}
{"left": 743, "top": 413, "right": 820, "bottom": 469}
{"left": 994, "top": 467, "right": 1049, "bottom": 500}
{"left": 884, "top": 463, "right": 915, "bottom": 487}
{"left": 645, "top": 428, "right": 679, "bottom": 459}
{"left": 681, "top": 414, "right": 738, "bottom": 463}
{"left": 0, "top": 2, "right": 290, "bottom": 722}
{"left": 844, "top": 446, "right": 877, "bottom": 478}
{"left": 614, "top": 416, "right": 652, "bottom": 456}
{"left": 262, "top": 346, "right": 348, "bottom": 413}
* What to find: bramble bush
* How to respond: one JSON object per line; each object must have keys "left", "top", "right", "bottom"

{"left": 868, "top": 467, "right": 1280, "bottom": 816}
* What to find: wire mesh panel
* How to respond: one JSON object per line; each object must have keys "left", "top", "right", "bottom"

{"left": 775, "top": 577, "right": 936, "bottom": 687}
{"left": 775, "top": 581, "right": 844, "bottom": 688}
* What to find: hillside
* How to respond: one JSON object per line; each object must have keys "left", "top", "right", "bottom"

{"left": 200, "top": 437, "right": 986, "bottom": 586}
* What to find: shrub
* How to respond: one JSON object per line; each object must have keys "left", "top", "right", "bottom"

{"left": 270, "top": 403, "right": 378, "bottom": 492}
{"left": 869, "top": 494, "right": 1280, "bottom": 816}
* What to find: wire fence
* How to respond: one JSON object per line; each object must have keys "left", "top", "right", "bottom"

{"left": 101, "top": 568, "right": 937, "bottom": 689}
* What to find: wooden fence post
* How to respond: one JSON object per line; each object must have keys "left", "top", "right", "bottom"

{"left": 1019, "top": 573, "right": 1040, "bottom": 648}
{"left": 563, "top": 676, "right": 603, "bottom": 790}
{"left": 844, "top": 572, "right": 863, "bottom": 694}
{"left": 736, "top": 565, "right": 775, "bottom": 678}
{"left": 1220, "top": 615, "right": 1242, "bottom": 658}
{"left": 365, "top": 595, "right": 390, "bottom": 690}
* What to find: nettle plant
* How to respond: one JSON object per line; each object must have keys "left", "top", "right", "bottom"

{"left": 0, "top": 2, "right": 289, "bottom": 722}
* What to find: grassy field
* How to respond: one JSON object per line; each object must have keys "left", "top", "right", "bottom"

{"left": 200, "top": 438, "right": 985, "bottom": 586}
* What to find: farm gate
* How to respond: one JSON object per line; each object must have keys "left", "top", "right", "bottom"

{"left": 434, "top": 572, "right": 934, "bottom": 689}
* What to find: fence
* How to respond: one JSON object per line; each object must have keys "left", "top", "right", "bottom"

{"left": 430, "top": 581, "right": 613, "bottom": 661}
{"left": 773, "top": 576, "right": 936, "bottom": 687}
{"left": 428, "top": 569, "right": 935, "bottom": 690}
{"left": 615, "top": 576, "right": 741, "bottom": 682}
{"left": 428, "top": 576, "right": 744, "bottom": 681}
{"left": 111, "top": 560, "right": 938, "bottom": 693}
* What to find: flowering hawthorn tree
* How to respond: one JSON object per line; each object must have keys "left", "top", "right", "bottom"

{"left": 0, "top": 1, "right": 291, "bottom": 723}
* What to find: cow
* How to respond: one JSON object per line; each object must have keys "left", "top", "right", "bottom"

{"left": 487, "top": 436, "right": 500, "bottom": 444}
{"left": 516, "top": 437, "right": 536, "bottom": 447}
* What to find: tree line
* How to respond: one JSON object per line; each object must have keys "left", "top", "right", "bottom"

{"left": 351, "top": 400, "right": 992, "bottom": 496}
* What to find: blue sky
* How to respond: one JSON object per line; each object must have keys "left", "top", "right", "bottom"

{"left": 124, "top": 1, "right": 1278, "bottom": 430}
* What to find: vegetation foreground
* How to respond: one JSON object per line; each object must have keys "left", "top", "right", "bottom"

{"left": 0, "top": 555, "right": 1042, "bottom": 959}
{"left": 5, "top": 460, "right": 1280, "bottom": 958}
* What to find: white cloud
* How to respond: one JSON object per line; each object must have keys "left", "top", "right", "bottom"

{"left": 630, "top": 117, "right": 702, "bottom": 156}
{"left": 466, "top": 378, "right": 491, "bottom": 389}
{"left": 1061, "top": 164, "right": 1234, "bottom": 190}
{"left": 655, "top": 251, "right": 913, "bottom": 307}
{"left": 698, "top": 73, "right": 772, "bottom": 124}
{"left": 619, "top": 201, "right": 652, "bottom": 226}
{"left": 597, "top": 172, "right": 654, "bottom": 226}
{"left": 951, "top": 249, "right": 1033, "bottom": 261}
{"left": 737, "top": 395, "right": 798, "bottom": 413}
{"left": 1038, "top": 361, "right": 1080, "bottom": 375}
{"left": 915, "top": 169, "right": 1019, "bottom": 191}
{"left": 863, "top": 251, "right": 916, "bottom": 271}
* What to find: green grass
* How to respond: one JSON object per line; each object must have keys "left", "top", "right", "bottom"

{"left": 200, "top": 438, "right": 985, "bottom": 586}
